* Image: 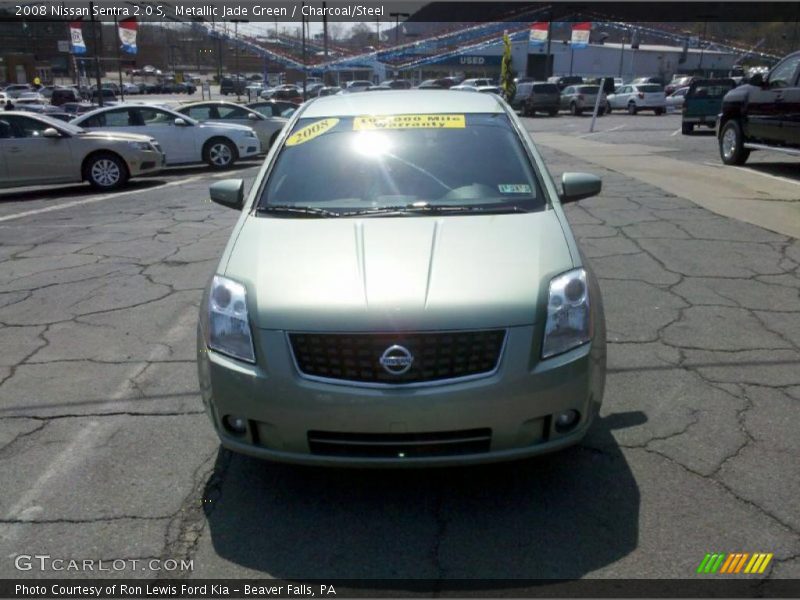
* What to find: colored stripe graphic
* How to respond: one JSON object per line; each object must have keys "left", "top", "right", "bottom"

{"left": 697, "top": 554, "right": 712, "bottom": 573}
{"left": 759, "top": 554, "right": 773, "bottom": 574}
{"left": 720, "top": 554, "right": 736, "bottom": 573}
{"left": 698, "top": 552, "right": 773, "bottom": 575}
{"left": 735, "top": 553, "right": 749, "bottom": 573}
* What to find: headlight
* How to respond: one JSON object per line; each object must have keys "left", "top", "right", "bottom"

{"left": 542, "top": 268, "right": 591, "bottom": 359}
{"left": 244, "top": 130, "right": 256, "bottom": 138}
{"left": 127, "top": 141, "right": 152, "bottom": 151}
{"left": 207, "top": 275, "right": 255, "bottom": 363}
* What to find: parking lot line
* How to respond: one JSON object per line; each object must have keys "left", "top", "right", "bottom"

{"left": 670, "top": 128, "right": 682, "bottom": 136}
{"left": 0, "top": 172, "right": 228, "bottom": 224}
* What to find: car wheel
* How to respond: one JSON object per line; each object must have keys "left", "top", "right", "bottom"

{"left": 627, "top": 102, "right": 638, "bottom": 115}
{"left": 548, "top": 109, "right": 558, "bottom": 117}
{"left": 203, "top": 138, "right": 238, "bottom": 169}
{"left": 719, "top": 120, "right": 750, "bottom": 166}
{"left": 570, "top": 102, "right": 580, "bottom": 116}
{"left": 654, "top": 108, "right": 664, "bottom": 115}
{"left": 681, "top": 122, "right": 694, "bottom": 135}
{"left": 84, "top": 152, "right": 128, "bottom": 190}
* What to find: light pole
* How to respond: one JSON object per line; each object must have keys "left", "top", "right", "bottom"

{"left": 231, "top": 18, "right": 248, "bottom": 101}
{"left": 389, "top": 12, "right": 410, "bottom": 45}
{"left": 618, "top": 29, "right": 626, "bottom": 79}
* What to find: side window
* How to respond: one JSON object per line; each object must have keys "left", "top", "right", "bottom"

{"left": 0, "top": 119, "right": 11, "bottom": 139}
{"left": 137, "top": 108, "right": 174, "bottom": 125}
{"left": 7, "top": 116, "right": 49, "bottom": 138}
{"left": 251, "top": 105, "right": 272, "bottom": 118}
{"left": 103, "top": 109, "right": 133, "bottom": 127}
{"left": 768, "top": 55, "right": 800, "bottom": 88}
{"left": 185, "top": 106, "right": 213, "bottom": 120}
{"left": 216, "top": 105, "right": 249, "bottom": 119}
{"left": 563, "top": 86, "right": 573, "bottom": 94}
{"left": 81, "top": 113, "right": 105, "bottom": 128}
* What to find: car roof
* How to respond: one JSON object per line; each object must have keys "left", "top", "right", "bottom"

{"left": 301, "top": 90, "right": 505, "bottom": 118}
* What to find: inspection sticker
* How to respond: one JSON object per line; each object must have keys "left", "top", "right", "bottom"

{"left": 353, "top": 114, "right": 466, "bottom": 130}
{"left": 285, "top": 118, "right": 339, "bottom": 146}
{"left": 498, "top": 184, "right": 532, "bottom": 194}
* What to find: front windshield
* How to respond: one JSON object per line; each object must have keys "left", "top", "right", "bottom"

{"left": 258, "top": 113, "right": 545, "bottom": 217}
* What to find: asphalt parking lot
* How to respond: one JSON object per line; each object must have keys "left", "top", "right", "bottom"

{"left": 0, "top": 108, "right": 799, "bottom": 583}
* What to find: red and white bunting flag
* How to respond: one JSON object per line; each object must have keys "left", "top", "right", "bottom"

{"left": 571, "top": 22, "right": 592, "bottom": 48}
{"left": 530, "top": 22, "right": 549, "bottom": 44}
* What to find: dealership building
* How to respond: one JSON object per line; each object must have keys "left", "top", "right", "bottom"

{"left": 402, "top": 37, "right": 740, "bottom": 82}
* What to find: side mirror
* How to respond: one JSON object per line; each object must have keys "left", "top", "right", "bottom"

{"left": 748, "top": 73, "right": 764, "bottom": 87}
{"left": 247, "top": 112, "right": 259, "bottom": 120}
{"left": 174, "top": 117, "right": 188, "bottom": 127}
{"left": 209, "top": 179, "right": 244, "bottom": 210}
{"left": 560, "top": 172, "right": 602, "bottom": 204}
{"left": 42, "top": 127, "right": 61, "bottom": 138}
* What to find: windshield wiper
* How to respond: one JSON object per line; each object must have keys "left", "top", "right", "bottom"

{"left": 256, "top": 204, "right": 340, "bottom": 218}
{"left": 342, "top": 204, "right": 531, "bottom": 217}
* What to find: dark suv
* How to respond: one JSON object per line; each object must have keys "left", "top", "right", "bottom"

{"left": 220, "top": 76, "right": 247, "bottom": 96}
{"left": 717, "top": 51, "right": 800, "bottom": 165}
{"left": 512, "top": 82, "right": 560, "bottom": 116}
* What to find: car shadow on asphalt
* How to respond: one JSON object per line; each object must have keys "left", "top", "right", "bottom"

{"left": 203, "top": 411, "right": 646, "bottom": 582}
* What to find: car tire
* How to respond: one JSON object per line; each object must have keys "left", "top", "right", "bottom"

{"left": 570, "top": 102, "right": 580, "bottom": 116}
{"left": 719, "top": 120, "right": 750, "bottom": 166}
{"left": 548, "top": 109, "right": 558, "bottom": 117}
{"left": 654, "top": 108, "right": 664, "bottom": 115}
{"left": 84, "top": 152, "right": 128, "bottom": 190}
{"left": 627, "top": 102, "right": 638, "bottom": 115}
{"left": 681, "top": 122, "right": 694, "bottom": 135}
{"left": 203, "top": 138, "right": 238, "bottom": 169}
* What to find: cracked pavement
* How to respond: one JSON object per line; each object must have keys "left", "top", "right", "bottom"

{"left": 0, "top": 114, "right": 798, "bottom": 585}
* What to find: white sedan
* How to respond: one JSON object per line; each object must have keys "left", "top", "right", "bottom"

{"left": 666, "top": 86, "right": 689, "bottom": 112}
{"left": 175, "top": 101, "right": 287, "bottom": 152}
{"left": 71, "top": 104, "right": 260, "bottom": 168}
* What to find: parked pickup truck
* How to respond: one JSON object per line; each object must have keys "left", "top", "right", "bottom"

{"left": 717, "top": 50, "right": 800, "bottom": 165}
{"left": 682, "top": 78, "right": 735, "bottom": 134}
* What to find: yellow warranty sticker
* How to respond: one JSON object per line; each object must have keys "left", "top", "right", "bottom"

{"left": 285, "top": 118, "right": 340, "bottom": 146}
{"left": 353, "top": 114, "right": 466, "bottom": 130}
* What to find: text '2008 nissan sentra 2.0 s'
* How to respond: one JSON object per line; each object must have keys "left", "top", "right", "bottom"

{"left": 197, "top": 90, "right": 607, "bottom": 467}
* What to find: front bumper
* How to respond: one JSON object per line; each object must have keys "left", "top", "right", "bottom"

{"left": 197, "top": 325, "right": 605, "bottom": 467}
{"left": 236, "top": 137, "right": 261, "bottom": 158}
{"left": 128, "top": 150, "right": 165, "bottom": 176}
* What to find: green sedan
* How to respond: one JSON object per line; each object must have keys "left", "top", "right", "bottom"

{"left": 197, "top": 90, "right": 606, "bottom": 467}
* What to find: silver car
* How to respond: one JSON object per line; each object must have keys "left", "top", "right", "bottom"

{"left": 71, "top": 104, "right": 260, "bottom": 169}
{"left": 197, "top": 91, "right": 607, "bottom": 467}
{"left": 0, "top": 112, "right": 164, "bottom": 190}
{"left": 175, "top": 101, "right": 287, "bottom": 152}
{"left": 560, "top": 85, "right": 607, "bottom": 115}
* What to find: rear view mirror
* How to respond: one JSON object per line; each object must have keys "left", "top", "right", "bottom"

{"left": 748, "top": 73, "right": 764, "bottom": 87}
{"left": 174, "top": 118, "right": 188, "bottom": 127}
{"left": 560, "top": 172, "right": 602, "bottom": 204}
{"left": 42, "top": 128, "right": 61, "bottom": 138}
{"left": 210, "top": 179, "right": 244, "bottom": 210}
{"left": 247, "top": 113, "right": 259, "bottom": 120}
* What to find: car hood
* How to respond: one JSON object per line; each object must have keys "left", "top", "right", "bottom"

{"left": 76, "top": 130, "right": 154, "bottom": 143}
{"left": 225, "top": 210, "right": 573, "bottom": 331}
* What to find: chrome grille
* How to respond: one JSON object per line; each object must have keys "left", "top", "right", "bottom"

{"left": 289, "top": 330, "right": 506, "bottom": 385}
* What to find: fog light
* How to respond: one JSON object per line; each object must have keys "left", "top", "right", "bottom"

{"left": 223, "top": 415, "right": 247, "bottom": 435}
{"left": 554, "top": 410, "right": 580, "bottom": 433}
